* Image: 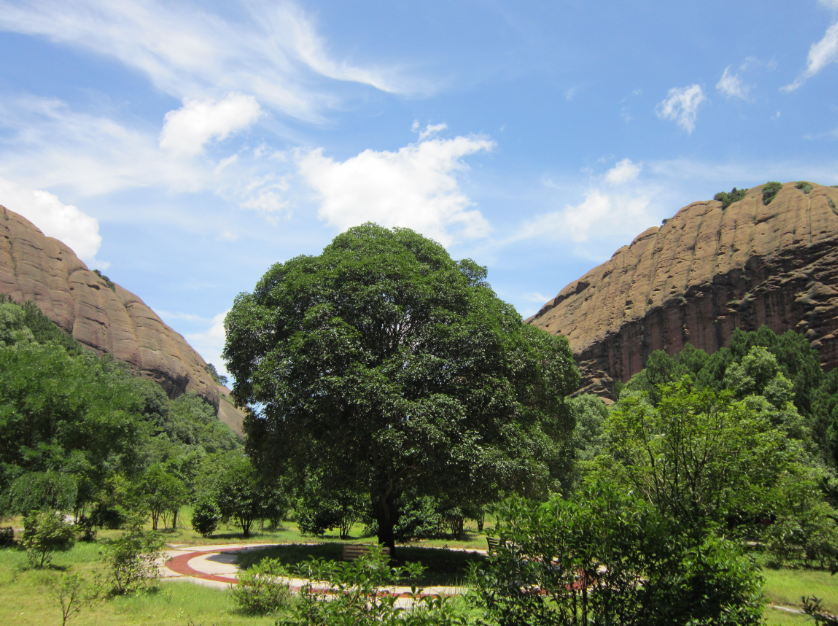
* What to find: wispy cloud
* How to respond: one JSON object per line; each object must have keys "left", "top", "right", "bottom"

{"left": 655, "top": 84, "right": 707, "bottom": 133}
{"left": 185, "top": 310, "right": 230, "bottom": 378}
{"left": 783, "top": 21, "right": 838, "bottom": 91}
{"left": 0, "top": 0, "right": 422, "bottom": 122}
{"left": 297, "top": 130, "right": 495, "bottom": 246}
{"left": 716, "top": 66, "right": 750, "bottom": 100}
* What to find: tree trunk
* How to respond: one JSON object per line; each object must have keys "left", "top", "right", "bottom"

{"left": 373, "top": 491, "right": 399, "bottom": 557}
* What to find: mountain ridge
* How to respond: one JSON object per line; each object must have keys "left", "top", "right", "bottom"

{"left": 0, "top": 203, "right": 244, "bottom": 432}
{"left": 528, "top": 181, "right": 838, "bottom": 397}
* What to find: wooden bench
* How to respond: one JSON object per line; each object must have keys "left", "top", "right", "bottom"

{"left": 341, "top": 544, "right": 391, "bottom": 561}
{"left": 486, "top": 536, "right": 501, "bottom": 554}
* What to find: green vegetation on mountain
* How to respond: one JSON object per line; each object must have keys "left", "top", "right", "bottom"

{"left": 0, "top": 297, "right": 240, "bottom": 528}
{"left": 714, "top": 186, "right": 749, "bottom": 209}
{"left": 762, "top": 181, "right": 783, "bottom": 204}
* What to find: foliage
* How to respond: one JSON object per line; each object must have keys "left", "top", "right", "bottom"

{"left": 469, "top": 488, "right": 765, "bottom": 626}
{"left": 4, "top": 471, "right": 78, "bottom": 515}
{"left": 0, "top": 297, "right": 240, "bottom": 523}
{"left": 191, "top": 499, "right": 222, "bottom": 537}
{"left": 296, "top": 474, "right": 366, "bottom": 539}
{"left": 204, "top": 363, "right": 229, "bottom": 386}
{"left": 0, "top": 526, "right": 14, "bottom": 546}
{"left": 803, "top": 597, "right": 838, "bottom": 625}
{"left": 225, "top": 223, "right": 579, "bottom": 551}
{"left": 22, "top": 511, "right": 75, "bottom": 568}
{"left": 279, "top": 544, "right": 467, "bottom": 626}
{"left": 714, "top": 187, "right": 749, "bottom": 209}
{"left": 100, "top": 526, "right": 164, "bottom": 595}
{"left": 92, "top": 269, "right": 116, "bottom": 292}
{"left": 49, "top": 570, "right": 101, "bottom": 626}
{"left": 213, "top": 454, "right": 264, "bottom": 537}
{"left": 602, "top": 379, "right": 802, "bottom": 529}
{"left": 763, "top": 181, "right": 783, "bottom": 204}
{"left": 796, "top": 181, "right": 814, "bottom": 194}
{"left": 134, "top": 464, "right": 187, "bottom": 530}
{"left": 231, "top": 557, "right": 291, "bottom": 615}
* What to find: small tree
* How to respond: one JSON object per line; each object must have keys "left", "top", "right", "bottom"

{"left": 135, "top": 465, "right": 187, "bottom": 530}
{"left": 101, "top": 526, "right": 164, "bottom": 594}
{"left": 231, "top": 558, "right": 291, "bottom": 615}
{"left": 191, "top": 499, "right": 222, "bottom": 538}
{"left": 49, "top": 571, "right": 100, "bottom": 626}
{"left": 22, "top": 511, "right": 75, "bottom": 568}
{"left": 214, "top": 455, "right": 262, "bottom": 537}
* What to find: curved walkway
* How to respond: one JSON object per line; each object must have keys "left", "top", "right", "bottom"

{"left": 161, "top": 543, "right": 465, "bottom": 598}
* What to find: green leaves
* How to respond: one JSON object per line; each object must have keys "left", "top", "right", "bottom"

{"left": 225, "top": 224, "right": 580, "bottom": 548}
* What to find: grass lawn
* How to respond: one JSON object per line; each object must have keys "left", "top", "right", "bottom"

{"left": 237, "top": 543, "right": 486, "bottom": 587}
{"left": 762, "top": 565, "right": 838, "bottom": 625}
{"left": 0, "top": 543, "right": 274, "bottom": 626}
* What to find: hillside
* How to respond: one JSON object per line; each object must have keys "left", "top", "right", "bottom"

{"left": 528, "top": 182, "right": 838, "bottom": 397}
{"left": 0, "top": 203, "right": 244, "bottom": 433}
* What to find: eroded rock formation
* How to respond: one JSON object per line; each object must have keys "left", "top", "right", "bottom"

{"left": 528, "top": 182, "right": 838, "bottom": 397}
{"left": 0, "top": 203, "right": 226, "bottom": 413}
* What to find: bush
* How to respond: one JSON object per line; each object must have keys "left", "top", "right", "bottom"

{"left": 231, "top": 558, "right": 291, "bottom": 615}
{"left": 714, "top": 187, "right": 749, "bottom": 209}
{"left": 469, "top": 488, "right": 764, "bottom": 626}
{"left": 0, "top": 526, "right": 14, "bottom": 546}
{"left": 762, "top": 181, "right": 783, "bottom": 205}
{"left": 75, "top": 515, "right": 97, "bottom": 542}
{"left": 191, "top": 500, "right": 221, "bottom": 537}
{"left": 796, "top": 181, "right": 814, "bottom": 194}
{"left": 49, "top": 570, "right": 100, "bottom": 626}
{"left": 22, "top": 511, "right": 75, "bottom": 568}
{"left": 281, "top": 545, "right": 466, "bottom": 625}
{"left": 101, "top": 527, "right": 164, "bottom": 594}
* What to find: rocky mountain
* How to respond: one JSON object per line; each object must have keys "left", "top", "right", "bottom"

{"left": 528, "top": 182, "right": 838, "bottom": 397}
{"left": 0, "top": 203, "right": 244, "bottom": 432}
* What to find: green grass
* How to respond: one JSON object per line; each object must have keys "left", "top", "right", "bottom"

{"left": 237, "top": 543, "right": 486, "bottom": 587}
{"left": 0, "top": 543, "right": 275, "bottom": 626}
{"left": 762, "top": 566, "right": 838, "bottom": 612}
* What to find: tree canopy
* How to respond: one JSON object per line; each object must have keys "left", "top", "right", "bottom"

{"left": 224, "top": 223, "right": 579, "bottom": 550}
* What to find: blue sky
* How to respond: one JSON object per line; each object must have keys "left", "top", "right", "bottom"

{"left": 1, "top": 0, "right": 837, "bottom": 376}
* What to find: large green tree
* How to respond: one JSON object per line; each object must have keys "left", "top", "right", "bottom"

{"left": 224, "top": 224, "right": 579, "bottom": 551}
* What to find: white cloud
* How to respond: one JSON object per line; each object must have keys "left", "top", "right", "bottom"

{"left": 783, "top": 22, "right": 838, "bottom": 91}
{"left": 821, "top": 0, "right": 838, "bottom": 9}
{"left": 160, "top": 94, "right": 261, "bottom": 157}
{"left": 0, "top": 0, "right": 420, "bottom": 122}
{"left": 185, "top": 310, "right": 230, "bottom": 379}
{"left": 604, "top": 159, "right": 642, "bottom": 185}
{"left": 655, "top": 84, "right": 707, "bottom": 133}
{"left": 297, "top": 134, "right": 495, "bottom": 246}
{"left": 716, "top": 66, "right": 749, "bottom": 100}
{"left": 0, "top": 177, "right": 104, "bottom": 263}
{"left": 514, "top": 190, "right": 654, "bottom": 244}
{"left": 414, "top": 122, "right": 448, "bottom": 141}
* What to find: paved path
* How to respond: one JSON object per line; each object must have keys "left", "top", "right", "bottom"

{"left": 160, "top": 543, "right": 466, "bottom": 598}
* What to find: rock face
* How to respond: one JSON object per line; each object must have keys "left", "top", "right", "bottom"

{"left": 528, "top": 182, "right": 838, "bottom": 397}
{"left": 0, "top": 203, "right": 223, "bottom": 411}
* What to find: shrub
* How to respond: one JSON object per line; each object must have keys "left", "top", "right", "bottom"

{"left": 191, "top": 500, "right": 221, "bottom": 537}
{"left": 101, "top": 527, "right": 164, "bottom": 594}
{"left": 282, "top": 545, "right": 466, "bottom": 625}
{"left": 714, "top": 187, "right": 749, "bottom": 209}
{"left": 49, "top": 570, "right": 100, "bottom": 626}
{"left": 796, "top": 181, "right": 814, "bottom": 194}
{"left": 0, "top": 526, "right": 15, "bottom": 546}
{"left": 829, "top": 197, "right": 836, "bottom": 214}
{"left": 762, "top": 181, "right": 783, "bottom": 204}
{"left": 469, "top": 488, "right": 764, "bottom": 626}
{"left": 231, "top": 558, "right": 291, "bottom": 615}
{"left": 75, "top": 515, "right": 97, "bottom": 542}
{"left": 22, "top": 511, "right": 75, "bottom": 568}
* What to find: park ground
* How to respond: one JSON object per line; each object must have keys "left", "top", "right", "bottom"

{"left": 0, "top": 514, "right": 834, "bottom": 625}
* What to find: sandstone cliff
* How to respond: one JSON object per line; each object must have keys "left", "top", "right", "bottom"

{"left": 0, "top": 203, "right": 243, "bottom": 429}
{"left": 528, "top": 182, "right": 838, "bottom": 397}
